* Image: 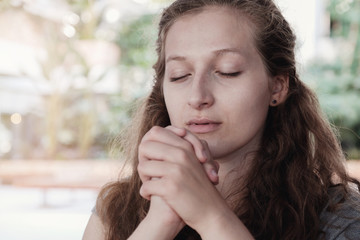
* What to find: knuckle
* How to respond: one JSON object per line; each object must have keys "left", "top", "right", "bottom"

{"left": 138, "top": 140, "right": 147, "bottom": 155}
{"left": 150, "top": 126, "right": 162, "bottom": 136}
{"left": 139, "top": 184, "right": 148, "bottom": 198}
{"left": 142, "top": 126, "right": 162, "bottom": 142}
{"left": 138, "top": 142, "right": 151, "bottom": 162}
{"left": 137, "top": 152, "right": 145, "bottom": 164}
{"left": 137, "top": 164, "right": 146, "bottom": 181}
{"left": 137, "top": 162, "right": 143, "bottom": 172}
{"left": 181, "top": 140, "right": 193, "bottom": 153}
{"left": 138, "top": 144, "right": 144, "bottom": 154}
{"left": 176, "top": 149, "right": 189, "bottom": 162}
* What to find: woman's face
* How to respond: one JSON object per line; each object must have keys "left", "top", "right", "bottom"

{"left": 163, "top": 6, "right": 274, "bottom": 161}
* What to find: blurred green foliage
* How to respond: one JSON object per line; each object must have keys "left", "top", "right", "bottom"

{"left": 304, "top": 0, "right": 360, "bottom": 159}
{"left": 116, "top": 14, "right": 158, "bottom": 68}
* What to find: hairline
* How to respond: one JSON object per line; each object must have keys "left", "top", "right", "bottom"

{"left": 159, "top": 4, "right": 267, "bottom": 83}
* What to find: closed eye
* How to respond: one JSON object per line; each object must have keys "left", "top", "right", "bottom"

{"left": 170, "top": 74, "right": 191, "bottom": 82}
{"left": 219, "top": 72, "right": 242, "bottom": 77}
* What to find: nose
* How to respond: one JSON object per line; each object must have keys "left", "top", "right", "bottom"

{"left": 187, "top": 74, "right": 214, "bottom": 110}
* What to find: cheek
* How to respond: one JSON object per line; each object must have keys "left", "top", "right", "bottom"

{"left": 235, "top": 92, "right": 270, "bottom": 130}
{"left": 224, "top": 87, "right": 270, "bottom": 137}
{"left": 224, "top": 84, "right": 270, "bottom": 116}
{"left": 164, "top": 92, "right": 182, "bottom": 126}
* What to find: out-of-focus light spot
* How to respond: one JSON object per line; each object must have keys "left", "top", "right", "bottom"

{"left": 0, "top": 141, "right": 11, "bottom": 154}
{"left": 63, "top": 13, "right": 80, "bottom": 25}
{"left": 10, "top": 113, "right": 22, "bottom": 125}
{"left": 105, "top": 8, "right": 121, "bottom": 23}
{"left": 63, "top": 25, "right": 76, "bottom": 38}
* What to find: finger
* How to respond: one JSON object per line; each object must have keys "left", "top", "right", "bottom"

{"left": 202, "top": 161, "right": 219, "bottom": 185}
{"left": 183, "top": 132, "right": 208, "bottom": 163}
{"left": 166, "top": 126, "right": 206, "bottom": 162}
{"left": 140, "top": 178, "right": 161, "bottom": 200}
{"left": 166, "top": 126, "right": 207, "bottom": 163}
{"left": 197, "top": 140, "right": 219, "bottom": 184}
{"left": 141, "top": 127, "right": 194, "bottom": 158}
{"left": 139, "top": 140, "right": 195, "bottom": 163}
{"left": 138, "top": 140, "right": 199, "bottom": 186}
{"left": 165, "top": 125, "right": 187, "bottom": 137}
{"left": 139, "top": 175, "right": 173, "bottom": 200}
{"left": 165, "top": 129, "right": 218, "bottom": 184}
{"left": 199, "top": 139, "right": 218, "bottom": 176}
{"left": 138, "top": 160, "right": 172, "bottom": 183}
{"left": 199, "top": 139, "right": 211, "bottom": 163}
{"left": 143, "top": 126, "right": 185, "bottom": 145}
{"left": 138, "top": 128, "right": 200, "bottom": 184}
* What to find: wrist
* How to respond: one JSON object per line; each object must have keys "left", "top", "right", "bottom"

{"left": 197, "top": 206, "right": 254, "bottom": 240}
{"left": 146, "top": 210, "right": 185, "bottom": 236}
{"left": 128, "top": 215, "right": 183, "bottom": 240}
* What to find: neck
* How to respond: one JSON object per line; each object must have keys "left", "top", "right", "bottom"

{"left": 215, "top": 150, "right": 254, "bottom": 198}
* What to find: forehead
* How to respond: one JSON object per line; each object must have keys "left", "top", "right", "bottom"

{"left": 164, "top": 6, "right": 258, "bottom": 59}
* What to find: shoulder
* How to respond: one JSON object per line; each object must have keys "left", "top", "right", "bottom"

{"left": 82, "top": 213, "right": 106, "bottom": 240}
{"left": 85, "top": 179, "right": 137, "bottom": 239}
{"left": 93, "top": 178, "right": 146, "bottom": 239}
{"left": 94, "top": 179, "right": 133, "bottom": 215}
{"left": 320, "top": 185, "right": 360, "bottom": 240}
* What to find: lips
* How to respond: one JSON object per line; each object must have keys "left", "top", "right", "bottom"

{"left": 186, "top": 118, "right": 221, "bottom": 134}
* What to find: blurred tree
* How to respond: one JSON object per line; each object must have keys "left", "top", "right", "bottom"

{"left": 38, "top": 0, "right": 102, "bottom": 159}
{"left": 0, "top": 0, "right": 117, "bottom": 159}
{"left": 0, "top": 0, "right": 172, "bottom": 160}
{"left": 116, "top": 13, "right": 157, "bottom": 68}
{"left": 304, "top": 0, "right": 360, "bottom": 159}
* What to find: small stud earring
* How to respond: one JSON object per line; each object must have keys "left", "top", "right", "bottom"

{"left": 272, "top": 99, "right": 277, "bottom": 105}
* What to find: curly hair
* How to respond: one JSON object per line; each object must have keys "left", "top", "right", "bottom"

{"left": 95, "top": 0, "right": 360, "bottom": 239}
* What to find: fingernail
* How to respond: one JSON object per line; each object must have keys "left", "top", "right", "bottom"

{"left": 211, "top": 169, "right": 218, "bottom": 178}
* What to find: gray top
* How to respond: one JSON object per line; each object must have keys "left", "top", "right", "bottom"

{"left": 319, "top": 187, "right": 360, "bottom": 240}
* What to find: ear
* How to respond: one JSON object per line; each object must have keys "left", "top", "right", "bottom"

{"left": 269, "top": 74, "right": 289, "bottom": 106}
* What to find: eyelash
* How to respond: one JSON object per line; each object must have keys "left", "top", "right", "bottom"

{"left": 169, "top": 72, "right": 241, "bottom": 82}
{"left": 219, "top": 72, "right": 241, "bottom": 77}
{"left": 170, "top": 74, "right": 190, "bottom": 82}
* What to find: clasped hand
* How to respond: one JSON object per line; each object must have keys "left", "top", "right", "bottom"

{"left": 137, "top": 125, "right": 223, "bottom": 237}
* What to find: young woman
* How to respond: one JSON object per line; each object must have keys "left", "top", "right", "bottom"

{"left": 83, "top": 0, "right": 360, "bottom": 239}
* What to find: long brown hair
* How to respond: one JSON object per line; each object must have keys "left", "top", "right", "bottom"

{"left": 96, "top": 0, "right": 360, "bottom": 239}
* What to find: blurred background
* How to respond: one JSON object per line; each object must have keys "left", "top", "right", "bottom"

{"left": 0, "top": 0, "right": 359, "bottom": 239}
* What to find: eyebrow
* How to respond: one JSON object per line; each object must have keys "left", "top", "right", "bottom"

{"left": 213, "top": 48, "right": 245, "bottom": 57}
{"left": 166, "top": 55, "right": 186, "bottom": 63}
{"left": 165, "top": 48, "right": 245, "bottom": 63}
